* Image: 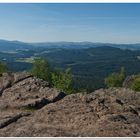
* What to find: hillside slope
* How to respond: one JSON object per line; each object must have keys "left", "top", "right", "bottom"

{"left": 1, "top": 45, "right": 140, "bottom": 91}
{"left": 0, "top": 72, "right": 140, "bottom": 137}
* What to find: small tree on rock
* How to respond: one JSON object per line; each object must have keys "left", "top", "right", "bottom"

{"left": 51, "top": 68, "right": 73, "bottom": 94}
{"left": 105, "top": 67, "right": 125, "bottom": 88}
{"left": 31, "top": 58, "right": 51, "bottom": 83}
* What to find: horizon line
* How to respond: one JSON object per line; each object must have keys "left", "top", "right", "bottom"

{"left": 0, "top": 38, "right": 140, "bottom": 45}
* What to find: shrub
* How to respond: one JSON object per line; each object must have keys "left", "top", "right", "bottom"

{"left": 31, "top": 58, "right": 51, "bottom": 83}
{"left": 31, "top": 58, "right": 74, "bottom": 94}
{"left": 131, "top": 77, "right": 140, "bottom": 91}
{"left": 0, "top": 61, "right": 8, "bottom": 75}
{"left": 51, "top": 68, "right": 73, "bottom": 94}
{"left": 105, "top": 67, "right": 125, "bottom": 88}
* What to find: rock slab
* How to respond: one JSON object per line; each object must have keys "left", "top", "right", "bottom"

{"left": 0, "top": 73, "right": 140, "bottom": 137}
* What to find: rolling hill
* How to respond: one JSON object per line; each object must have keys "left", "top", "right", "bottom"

{"left": 1, "top": 41, "right": 140, "bottom": 91}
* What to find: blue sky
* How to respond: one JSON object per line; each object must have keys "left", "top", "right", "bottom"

{"left": 0, "top": 3, "right": 140, "bottom": 43}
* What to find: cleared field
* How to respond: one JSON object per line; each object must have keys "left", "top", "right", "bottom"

{"left": 16, "top": 56, "right": 40, "bottom": 63}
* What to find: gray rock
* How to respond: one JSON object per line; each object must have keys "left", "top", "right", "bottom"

{"left": 0, "top": 73, "right": 12, "bottom": 96}
{"left": 13, "top": 71, "right": 33, "bottom": 84}
{"left": 0, "top": 72, "right": 140, "bottom": 137}
{"left": 0, "top": 73, "right": 66, "bottom": 110}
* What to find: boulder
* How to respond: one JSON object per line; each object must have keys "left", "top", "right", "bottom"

{"left": 0, "top": 76, "right": 66, "bottom": 109}
{"left": 13, "top": 71, "right": 33, "bottom": 84}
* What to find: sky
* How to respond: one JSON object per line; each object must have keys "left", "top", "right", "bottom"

{"left": 0, "top": 3, "right": 140, "bottom": 43}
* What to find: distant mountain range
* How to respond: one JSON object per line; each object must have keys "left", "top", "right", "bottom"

{"left": 0, "top": 39, "right": 34, "bottom": 52}
{"left": 0, "top": 39, "right": 140, "bottom": 51}
{"left": 30, "top": 42, "right": 140, "bottom": 50}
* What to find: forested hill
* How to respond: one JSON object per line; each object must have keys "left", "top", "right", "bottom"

{"left": 1, "top": 40, "right": 140, "bottom": 91}
{"left": 41, "top": 46, "right": 140, "bottom": 91}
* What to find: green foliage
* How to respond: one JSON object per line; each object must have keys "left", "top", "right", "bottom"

{"left": 31, "top": 58, "right": 51, "bottom": 83}
{"left": 0, "top": 61, "right": 8, "bottom": 74}
{"left": 31, "top": 58, "right": 73, "bottom": 94}
{"left": 131, "top": 77, "right": 140, "bottom": 91}
{"left": 105, "top": 67, "right": 125, "bottom": 88}
{"left": 51, "top": 68, "right": 73, "bottom": 94}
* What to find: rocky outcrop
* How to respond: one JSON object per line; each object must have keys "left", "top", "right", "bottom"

{"left": 0, "top": 73, "right": 140, "bottom": 137}
{"left": 0, "top": 71, "right": 32, "bottom": 96}
{"left": 0, "top": 72, "right": 66, "bottom": 110}
{"left": 0, "top": 73, "right": 12, "bottom": 96}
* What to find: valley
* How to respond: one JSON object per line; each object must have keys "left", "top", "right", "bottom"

{"left": 1, "top": 40, "right": 140, "bottom": 92}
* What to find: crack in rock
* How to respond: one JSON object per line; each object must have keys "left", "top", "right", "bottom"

{"left": 0, "top": 113, "right": 31, "bottom": 129}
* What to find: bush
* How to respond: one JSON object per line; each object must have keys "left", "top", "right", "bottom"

{"left": 105, "top": 67, "right": 125, "bottom": 88}
{"left": 31, "top": 58, "right": 73, "bottom": 94}
{"left": 31, "top": 58, "right": 51, "bottom": 83}
{"left": 0, "top": 61, "right": 8, "bottom": 75}
{"left": 131, "top": 77, "right": 140, "bottom": 91}
{"left": 51, "top": 68, "right": 73, "bottom": 94}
